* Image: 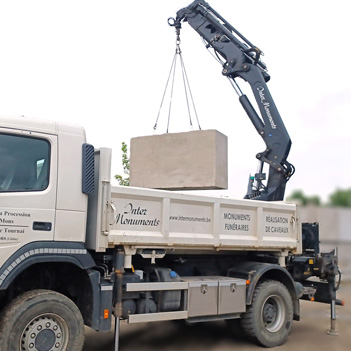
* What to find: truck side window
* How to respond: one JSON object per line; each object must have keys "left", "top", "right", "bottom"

{"left": 0, "top": 133, "right": 50, "bottom": 192}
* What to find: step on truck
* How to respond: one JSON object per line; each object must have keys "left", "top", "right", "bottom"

{"left": 0, "top": 1, "right": 342, "bottom": 350}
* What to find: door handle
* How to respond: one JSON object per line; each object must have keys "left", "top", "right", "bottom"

{"left": 33, "top": 222, "right": 52, "bottom": 231}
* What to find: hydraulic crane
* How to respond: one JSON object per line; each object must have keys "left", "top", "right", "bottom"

{"left": 169, "top": 0, "right": 295, "bottom": 201}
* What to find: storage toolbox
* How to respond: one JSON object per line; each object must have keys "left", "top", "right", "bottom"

{"left": 181, "top": 276, "right": 246, "bottom": 317}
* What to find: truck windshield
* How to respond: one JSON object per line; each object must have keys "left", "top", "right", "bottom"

{"left": 0, "top": 133, "right": 50, "bottom": 192}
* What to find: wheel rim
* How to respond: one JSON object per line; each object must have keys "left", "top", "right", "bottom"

{"left": 261, "top": 294, "right": 286, "bottom": 333}
{"left": 20, "top": 313, "right": 69, "bottom": 351}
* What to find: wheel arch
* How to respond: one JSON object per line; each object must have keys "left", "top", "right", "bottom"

{"left": 228, "top": 261, "right": 300, "bottom": 321}
{"left": 0, "top": 242, "right": 95, "bottom": 290}
{"left": 0, "top": 242, "right": 111, "bottom": 331}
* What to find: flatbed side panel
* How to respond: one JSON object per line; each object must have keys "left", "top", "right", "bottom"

{"left": 107, "top": 186, "right": 300, "bottom": 253}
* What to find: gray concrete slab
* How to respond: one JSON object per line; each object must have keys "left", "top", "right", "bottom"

{"left": 83, "top": 281, "right": 351, "bottom": 351}
{"left": 130, "top": 130, "right": 228, "bottom": 190}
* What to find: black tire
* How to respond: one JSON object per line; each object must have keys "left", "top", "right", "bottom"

{"left": 240, "top": 280, "right": 293, "bottom": 348}
{"left": 0, "top": 289, "right": 84, "bottom": 351}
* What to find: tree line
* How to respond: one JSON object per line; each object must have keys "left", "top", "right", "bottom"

{"left": 287, "top": 189, "right": 351, "bottom": 207}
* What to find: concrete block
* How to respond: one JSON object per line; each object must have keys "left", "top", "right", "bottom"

{"left": 129, "top": 130, "right": 228, "bottom": 190}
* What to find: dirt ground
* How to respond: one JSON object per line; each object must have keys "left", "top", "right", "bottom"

{"left": 83, "top": 281, "right": 351, "bottom": 351}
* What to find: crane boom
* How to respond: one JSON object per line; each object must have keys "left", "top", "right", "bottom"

{"left": 172, "top": 0, "right": 294, "bottom": 201}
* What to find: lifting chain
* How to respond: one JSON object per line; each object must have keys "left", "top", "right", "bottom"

{"left": 153, "top": 21, "right": 201, "bottom": 133}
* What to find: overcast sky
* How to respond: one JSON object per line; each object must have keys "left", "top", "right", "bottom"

{"left": 0, "top": 0, "right": 350, "bottom": 201}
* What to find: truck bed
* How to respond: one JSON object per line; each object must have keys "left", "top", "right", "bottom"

{"left": 86, "top": 149, "right": 301, "bottom": 254}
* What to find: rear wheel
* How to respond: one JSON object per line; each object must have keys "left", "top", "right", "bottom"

{"left": 240, "top": 280, "right": 293, "bottom": 347}
{"left": 0, "top": 289, "right": 84, "bottom": 351}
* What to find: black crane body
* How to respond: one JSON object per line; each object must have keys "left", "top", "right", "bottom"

{"left": 170, "top": 0, "right": 294, "bottom": 201}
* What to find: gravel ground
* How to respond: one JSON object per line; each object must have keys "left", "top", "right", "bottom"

{"left": 84, "top": 281, "right": 351, "bottom": 351}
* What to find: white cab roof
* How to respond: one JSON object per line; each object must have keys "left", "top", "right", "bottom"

{"left": 0, "top": 116, "right": 86, "bottom": 137}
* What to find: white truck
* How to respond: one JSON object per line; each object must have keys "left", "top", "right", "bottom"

{"left": 0, "top": 115, "right": 341, "bottom": 351}
{"left": 0, "top": 1, "right": 342, "bottom": 350}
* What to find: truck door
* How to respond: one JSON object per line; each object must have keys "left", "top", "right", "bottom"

{"left": 0, "top": 130, "right": 57, "bottom": 268}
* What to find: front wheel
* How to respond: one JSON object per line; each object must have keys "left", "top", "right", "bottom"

{"left": 0, "top": 289, "right": 84, "bottom": 351}
{"left": 240, "top": 280, "right": 293, "bottom": 347}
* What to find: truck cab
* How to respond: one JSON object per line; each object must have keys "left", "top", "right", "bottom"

{"left": 0, "top": 116, "right": 88, "bottom": 264}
